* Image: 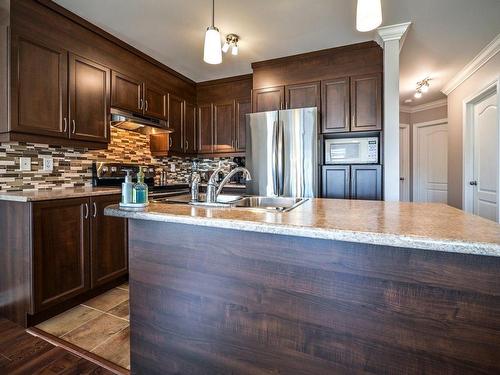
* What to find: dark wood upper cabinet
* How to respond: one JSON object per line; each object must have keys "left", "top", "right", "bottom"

{"left": 10, "top": 34, "right": 67, "bottom": 138}
{"left": 214, "top": 101, "right": 235, "bottom": 152}
{"left": 197, "top": 103, "right": 213, "bottom": 154}
{"left": 68, "top": 54, "right": 110, "bottom": 143}
{"left": 351, "top": 164, "right": 382, "bottom": 200}
{"left": 252, "top": 86, "right": 284, "bottom": 112}
{"left": 111, "top": 71, "right": 143, "bottom": 113}
{"left": 32, "top": 198, "right": 90, "bottom": 312}
{"left": 285, "top": 82, "right": 320, "bottom": 110}
{"left": 322, "top": 165, "right": 350, "bottom": 199}
{"left": 321, "top": 77, "right": 350, "bottom": 133}
{"left": 168, "top": 94, "right": 184, "bottom": 153}
{"left": 350, "top": 73, "right": 382, "bottom": 132}
{"left": 236, "top": 98, "right": 251, "bottom": 151}
{"left": 90, "top": 195, "right": 128, "bottom": 288}
{"left": 144, "top": 83, "right": 167, "bottom": 120}
{"left": 184, "top": 102, "right": 196, "bottom": 153}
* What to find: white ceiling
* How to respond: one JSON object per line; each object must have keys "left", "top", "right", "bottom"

{"left": 54, "top": 0, "right": 500, "bottom": 105}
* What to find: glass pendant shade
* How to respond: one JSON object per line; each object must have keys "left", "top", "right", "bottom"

{"left": 356, "top": 0, "right": 382, "bottom": 32}
{"left": 204, "top": 26, "right": 222, "bottom": 64}
{"left": 222, "top": 41, "right": 230, "bottom": 53}
{"left": 231, "top": 44, "right": 238, "bottom": 56}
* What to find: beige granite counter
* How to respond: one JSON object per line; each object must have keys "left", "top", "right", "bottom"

{"left": 0, "top": 186, "right": 121, "bottom": 202}
{"left": 105, "top": 198, "right": 500, "bottom": 256}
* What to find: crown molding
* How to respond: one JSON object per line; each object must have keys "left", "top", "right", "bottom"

{"left": 375, "top": 22, "right": 412, "bottom": 50}
{"left": 400, "top": 98, "right": 447, "bottom": 113}
{"left": 442, "top": 33, "right": 500, "bottom": 95}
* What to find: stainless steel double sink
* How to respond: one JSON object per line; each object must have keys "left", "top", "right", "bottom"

{"left": 151, "top": 194, "right": 307, "bottom": 212}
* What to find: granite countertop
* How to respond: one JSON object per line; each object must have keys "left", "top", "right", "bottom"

{"left": 105, "top": 198, "right": 500, "bottom": 257}
{"left": 0, "top": 186, "right": 121, "bottom": 202}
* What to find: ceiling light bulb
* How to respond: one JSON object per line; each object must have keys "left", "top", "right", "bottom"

{"left": 356, "top": 0, "right": 382, "bottom": 32}
{"left": 414, "top": 91, "right": 422, "bottom": 99}
{"left": 421, "top": 84, "right": 429, "bottom": 93}
{"left": 203, "top": 26, "right": 222, "bottom": 64}
{"left": 222, "top": 41, "right": 230, "bottom": 53}
{"left": 231, "top": 44, "right": 238, "bottom": 56}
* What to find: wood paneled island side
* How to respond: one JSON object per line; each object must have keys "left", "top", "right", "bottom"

{"left": 106, "top": 199, "right": 500, "bottom": 374}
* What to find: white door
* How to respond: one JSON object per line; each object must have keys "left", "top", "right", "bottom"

{"left": 472, "top": 92, "right": 498, "bottom": 221}
{"left": 399, "top": 124, "right": 410, "bottom": 201}
{"left": 413, "top": 121, "right": 448, "bottom": 203}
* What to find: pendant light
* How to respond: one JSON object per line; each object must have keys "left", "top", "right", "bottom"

{"left": 356, "top": 0, "right": 382, "bottom": 32}
{"left": 203, "top": 0, "right": 222, "bottom": 64}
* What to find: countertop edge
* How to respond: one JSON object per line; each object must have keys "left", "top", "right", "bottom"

{"left": 0, "top": 188, "right": 121, "bottom": 202}
{"left": 104, "top": 207, "right": 500, "bottom": 257}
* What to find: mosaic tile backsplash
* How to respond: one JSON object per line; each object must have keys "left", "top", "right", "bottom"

{"left": 0, "top": 127, "right": 228, "bottom": 192}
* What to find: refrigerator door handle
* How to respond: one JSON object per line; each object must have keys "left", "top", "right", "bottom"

{"left": 272, "top": 120, "right": 279, "bottom": 196}
{"left": 277, "top": 120, "right": 284, "bottom": 196}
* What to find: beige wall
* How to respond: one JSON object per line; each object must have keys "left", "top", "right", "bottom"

{"left": 400, "top": 104, "right": 448, "bottom": 201}
{"left": 447, "top": 53, "right": 500, "bottom": 209}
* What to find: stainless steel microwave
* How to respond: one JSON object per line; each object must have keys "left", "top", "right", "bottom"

{"left": 325, "top": 137, "right": 379, "bottom": 164}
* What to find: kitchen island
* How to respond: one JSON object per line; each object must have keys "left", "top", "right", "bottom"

{"left": 106, "top": 199, "right": 500, "bottom": 375}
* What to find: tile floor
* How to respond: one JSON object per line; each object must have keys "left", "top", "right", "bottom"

{"left": 36, "top": 283, "right": 131, "bottom": 370}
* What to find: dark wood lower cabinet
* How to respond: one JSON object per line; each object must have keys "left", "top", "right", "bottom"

{"left": 322, "top": 165, "right": 350, "bottom": 199}
{"left": 322, "top": 164, "right": 382, "bottom": 200}
{"left": 33, "top": 198, "right": 90, "bottom": 312}
{"left": 0, "top": 195, "right": 128, "bottom": 327}
{"left": 90, "top": 195, "right": 128, "bottom": 288}
{"left": 351, "top": 164, "right": 382, "bottom": 200}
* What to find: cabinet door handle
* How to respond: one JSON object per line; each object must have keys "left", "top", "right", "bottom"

{"left": 185, "top": 140, "right": 188, "bottom": 150}
{"left": 169, "top": 137, "right": 173, "bottom": 148}
{"left": 145, "top": 100, "right": 149, "bottom": 112}
{"left": 139, "top": 99, "right": 143, "bottom": 110}
{"left": 72, "top": 120, "right": 76, "bottom": 134}
{"left": 63, "top": 117, "right": 67, "bottom": 132}
{"left": 84, "top": 203, "right": 89, "bottom": 219}
{"left": 92, "top": 202, "right": 97, "bottom": 218}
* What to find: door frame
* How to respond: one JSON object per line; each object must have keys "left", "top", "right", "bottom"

{"left": 462, "top": 77, "right": 500, "bottom": 221}
{"left": 412, "top": 118, "right": 448, "bottom": 202}
{"left": 399, "top": 123, "right": 410, "bottom": 201}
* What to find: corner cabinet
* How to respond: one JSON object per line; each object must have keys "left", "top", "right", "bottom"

{"left": 8, "top": 33, "right": 110, "bottom": 148}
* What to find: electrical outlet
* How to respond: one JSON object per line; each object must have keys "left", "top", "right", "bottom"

{"left": 19, "top": 157, "right": 31, "bottom": 171}
{"left": 170, "top": 164, "right": 176, "bottom": 172}
{"left": 42, "top": 157, "right": 54, "bottom": 172}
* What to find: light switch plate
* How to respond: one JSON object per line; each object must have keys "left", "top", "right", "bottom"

{"left": 19, "top": 157, "right": 31, "bottom": 171}
{"left": 42, "top": 157, "right": 54, "bottom": 172}
{"left": 170, "top": 164, "right": 176, "bottom": 172}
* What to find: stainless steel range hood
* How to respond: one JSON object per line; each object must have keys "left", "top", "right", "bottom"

{"left": 110, "top": 108, "right": 172, "bottom": 135}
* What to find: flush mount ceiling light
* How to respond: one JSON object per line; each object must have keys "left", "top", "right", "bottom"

{"left": 414, "top": 77, "right": 432, "bottom": 99}
{"left": 222, "top": 34, "right": 239, "bottom": 56}
{"left": 356, "top": 0, "right": 382, "bottom": 32}
{"left": 203, "top": 0, "right": 222, "bottom": 64}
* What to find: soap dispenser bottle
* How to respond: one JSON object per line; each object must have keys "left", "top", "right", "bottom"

{"left": 133, "top": 167, "right": 148, "bottom": 204}
{"left": 121, "top": 169, "right": 134, "bottom": 205}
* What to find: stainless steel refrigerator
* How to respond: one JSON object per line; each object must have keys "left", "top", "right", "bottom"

{"left": 245, "top": 107, "right": 318, "bottom": 198}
